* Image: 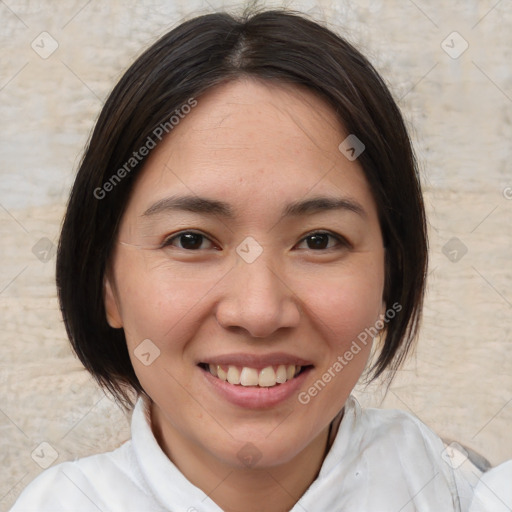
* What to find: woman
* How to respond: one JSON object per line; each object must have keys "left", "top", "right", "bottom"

{"left": 10, "top": 8, "right": 511, "bottom": 512}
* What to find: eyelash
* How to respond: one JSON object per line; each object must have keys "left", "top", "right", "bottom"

{"left": 161, "top": 231, "right": 220, "bottom": 251}
{"left": 161, "top": 230, "right": 350, "bottom": 252}
{"left": 296, "top": 231, "right": 350, "bottom": 251}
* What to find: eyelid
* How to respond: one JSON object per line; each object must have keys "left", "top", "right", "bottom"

{"left": 295, "top": 230, "right": 351, "bottom": 250}
{"left": 160, "top": 229, "right": 350, "bottom": 251}
{"left": 161, "top": 229, "right": 220, "bottom": 250}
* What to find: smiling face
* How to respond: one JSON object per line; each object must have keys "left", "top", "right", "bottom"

{"left": 104, "top": 78, "right": 385, "bottom": 474}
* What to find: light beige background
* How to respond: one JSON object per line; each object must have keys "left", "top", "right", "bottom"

{"left": 1, "top": 0, "right": 511, "bottom": 510}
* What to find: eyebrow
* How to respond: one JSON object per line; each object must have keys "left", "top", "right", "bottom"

{"left": 143, "top": 195, "right": 233, "bottom": 217}
{"left": 142, "top": 194, "right": 366, "bottom": 219}
{"left": 283, "top": 196, "right": 366, "bottom": 218}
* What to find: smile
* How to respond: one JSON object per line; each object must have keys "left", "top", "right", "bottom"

{"left": 198, "top": 356, "right": 314, "bottom": 408}
{"left": 200, "top": 363, "right": 305, "bottom": 388}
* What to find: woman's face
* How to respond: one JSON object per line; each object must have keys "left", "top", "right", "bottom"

{"left": 105, "top": 78, "right": 385, "bottom": 470}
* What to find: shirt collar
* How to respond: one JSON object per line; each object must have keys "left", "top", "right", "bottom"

{"left": 130, "top": 395, "right": 360, "bottom": 511}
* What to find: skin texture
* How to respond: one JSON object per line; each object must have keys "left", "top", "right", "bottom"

{"left": 104, "top": 77, "right": 386, "bottom": 512}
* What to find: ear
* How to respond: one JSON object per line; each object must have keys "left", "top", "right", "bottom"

{"left": 104, "top": 275, "right": 123, "bottom": 328}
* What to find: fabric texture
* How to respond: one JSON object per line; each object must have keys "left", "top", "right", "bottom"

{"left": 10, "top": 396, "right": 510, "bottom": 512}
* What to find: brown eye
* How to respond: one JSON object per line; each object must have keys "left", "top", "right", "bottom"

{"left": 306, "top": 233, "right": 330, "bottom": 250}
{"left": 295, "top": 231, "right": 349, "bottom": 251}
{"left": 163, "top": 231, "right": 215, "bottom": 250}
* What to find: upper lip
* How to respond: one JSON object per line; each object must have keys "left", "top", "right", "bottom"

{"left": 198, "top": 352, "right": 314, "bottom": 369}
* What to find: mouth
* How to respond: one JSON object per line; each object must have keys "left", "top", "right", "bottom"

{"left": 198, "top": 363, "right": 312, "bottom": 388}
{"left": 197, "top": 353, "right": 315, "bottom": 408}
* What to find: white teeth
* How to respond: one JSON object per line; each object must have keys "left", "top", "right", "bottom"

{"left": 217, "top": 365, "right": 227, "bottom": 381}
{"left": 240, "top": 367, "right": 259, "bottom": 386}
{"left": 276, "top": 365, "right": 287, "bottom": 384}
{"left": 258, "top": 366, "right": 276, "bottom": 387}
{"left": 207, "top": 363, "right": 304, "bottom": 387}
{"left": 227, "top": 366, "right": 241, "bottom": 385}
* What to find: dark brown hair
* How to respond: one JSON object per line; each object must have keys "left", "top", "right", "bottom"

{"left": 56, "top": 8, "right": 428, "bottom": 408}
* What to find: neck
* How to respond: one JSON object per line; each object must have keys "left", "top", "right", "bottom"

{"left": 150, "top": 406, "right": 335, "bottom": 512}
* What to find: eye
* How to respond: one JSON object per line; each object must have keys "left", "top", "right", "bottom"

{"left": 162, "top": 231, "right": 217, "bottom": 251}
{"left": 295, "top": 231, "right": 348, "bottom": 251}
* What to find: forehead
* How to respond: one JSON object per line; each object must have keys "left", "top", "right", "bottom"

{"left": 127, "top": 78, "right": 376, "bottom": 217}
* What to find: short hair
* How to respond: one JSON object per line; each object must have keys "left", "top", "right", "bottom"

{"left": 56, "top": 9, "right": 428, "bottom": 408}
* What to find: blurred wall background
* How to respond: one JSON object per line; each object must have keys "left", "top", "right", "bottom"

{"left": 1, "top": 0, "right": 511, "bottom": 509}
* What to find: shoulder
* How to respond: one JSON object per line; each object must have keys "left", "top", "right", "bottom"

{"left": 324, "top": 396, "right": 477, "bottom": 510}
{"left": 349, "top": 396, "right": 446, "bottom": 451}
{"left": 469, "top": 460, "right": 512, "bottom": 512}
{"left": 10, "top": 441, "right": 159, "bottom": 512}
{"left": 330, "top": 396, "right": 455, "bottom": 477}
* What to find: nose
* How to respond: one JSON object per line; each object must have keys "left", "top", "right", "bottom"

{"left": 215, "top": 253, "right": 301, "bottom": 338}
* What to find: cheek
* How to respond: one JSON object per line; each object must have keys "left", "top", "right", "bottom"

{"left": 293, "top": 270, "right": 384, "bottom": 417}
{"left": 113, "top": 253, "right": 224, "bottom": 349}
{"left": 297, "top": 265, "right": 385, "bottom": 347}
{"left": 113, "top": 260, "right": 222, "bottom": 405}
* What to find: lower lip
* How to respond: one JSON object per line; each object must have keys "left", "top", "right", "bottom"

{"left": 200, "top": 367, "right": 312, "bottom": 409}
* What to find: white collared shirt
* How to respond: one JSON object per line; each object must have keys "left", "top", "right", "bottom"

{"left": 10, "top": 396, "right": 512, "bottom": 511}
